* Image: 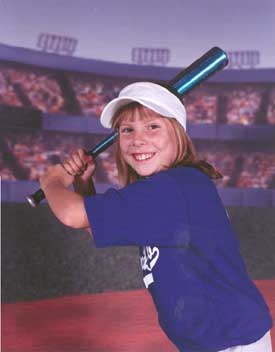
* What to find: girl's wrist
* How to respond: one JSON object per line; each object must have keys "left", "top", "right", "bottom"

{"left": 73, "top": 176, "right": 96, "bottom": 196}
{"left": 42, "top": 179, "right": 66, "bottom": 193}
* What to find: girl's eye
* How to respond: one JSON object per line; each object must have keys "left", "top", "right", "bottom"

{"left": 120, "top": 127, "right": 133, "bottom": 133}
{"left": 148, "top": 123, "right": 160, "bottom": 130}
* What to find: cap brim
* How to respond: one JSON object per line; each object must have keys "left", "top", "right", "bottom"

{"left": 100, "top": 96, "right": 176, "bottom": 128}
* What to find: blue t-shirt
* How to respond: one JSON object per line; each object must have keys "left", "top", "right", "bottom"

{"left": 84, "top": 166, "right": 272, "bottom": 352}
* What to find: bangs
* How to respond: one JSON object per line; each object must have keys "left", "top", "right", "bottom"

{"left": 111, "top": 102, "right": 163, "bottom": 128}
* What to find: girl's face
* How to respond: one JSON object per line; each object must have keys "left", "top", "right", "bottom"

{"left": 118, "top": 106, "right": 178, "bottom": 177}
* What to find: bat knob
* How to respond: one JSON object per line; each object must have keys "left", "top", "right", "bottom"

{"left": 25, "top": 194, "right": 38, "bottom": 207}
{"left": 25, "top": 188, "right": 45, "bottom": 207}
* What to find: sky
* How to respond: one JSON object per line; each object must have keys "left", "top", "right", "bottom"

{"left": 0, "top": 0, "right": 274, "bottom": 67}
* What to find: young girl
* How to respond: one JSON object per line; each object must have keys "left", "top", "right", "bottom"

{"left": 40, "top": 82, "right": 273, "bottom": 352}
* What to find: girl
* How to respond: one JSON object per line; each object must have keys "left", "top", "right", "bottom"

{"left": 40, "top": 82, "right": 273, "bottom": 352}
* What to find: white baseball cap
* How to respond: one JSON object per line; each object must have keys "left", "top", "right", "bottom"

{"left": 100, "top": 82, "right": 186, "bottom": 130}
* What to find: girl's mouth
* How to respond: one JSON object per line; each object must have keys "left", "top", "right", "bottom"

{"left": 132, "top": 153, "right": 156, "bottom": 161}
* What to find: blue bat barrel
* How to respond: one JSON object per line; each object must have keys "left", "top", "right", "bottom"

{"left": 170, "top": 47, "right": 228, "bottom": 95}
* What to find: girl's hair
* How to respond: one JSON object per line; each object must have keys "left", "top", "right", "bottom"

{"left": 112, "top": 102, "right": 222, "bottom": 187}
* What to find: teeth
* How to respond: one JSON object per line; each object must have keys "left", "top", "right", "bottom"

{"left": 134, "top": 153, "right": 154, "bottom": 161}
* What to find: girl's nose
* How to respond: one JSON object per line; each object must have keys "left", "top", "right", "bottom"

{"left": 132, "top": 130, "right": 147, "bottom": 146}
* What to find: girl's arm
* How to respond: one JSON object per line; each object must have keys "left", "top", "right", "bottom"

{"left": 40, "top": 149, "right": 96, "bottom": 232}
{"left": 42, "top": 177, "right": 90, "bottom": 229}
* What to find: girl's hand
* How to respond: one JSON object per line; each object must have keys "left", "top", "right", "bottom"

{"left": 62, "top": 149, "right": 96, "bottom": 196}
{"left": 62, "top": 148, "right": 96, "bottom": 182}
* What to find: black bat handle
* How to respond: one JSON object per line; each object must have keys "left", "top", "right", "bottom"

{"left": 26, "top": 189, "right": 45, "bottom": 207}
{"left": 25, "top": 131, "right": 118, "bottom": 207}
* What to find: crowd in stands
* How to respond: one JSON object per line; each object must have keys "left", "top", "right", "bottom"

{"left": 223, "top": 84, "right": 264, "bottom": 125}
{"left": 199, "top": 150, "right": 235, "bottom": 187}
{"left": 266, "top": 87, "right": 275, "bottom": 125}
{"left": 0, "top": 64, "right": 66, "bottom": 114}
{"left": 69, "top": 73, "right": 126, "bottom": 117}
{"left": 1, "top": 131, "right": 275, "bottom": 189}
{"left": 0, "top": 62, "right": 274, "bottom": 125}
{"left": 0, "top": 71, "right": 22, "bottom": 107}
{"left": 184, "top": 87, "right": 218, "bottom": 124}
{"left": 0, "top": 150, "right": 16, "bottom": 180}
{"left": 237, "top": 153, "right": 275, "bottom": 189}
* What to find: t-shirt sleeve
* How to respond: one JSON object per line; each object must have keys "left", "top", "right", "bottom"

{"left": 84, "top": 171, "right": 188, "bottom": 248}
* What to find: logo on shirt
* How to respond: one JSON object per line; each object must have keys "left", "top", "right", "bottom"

{"left": 140, "top": 246, "right": 160, "bottom": 288}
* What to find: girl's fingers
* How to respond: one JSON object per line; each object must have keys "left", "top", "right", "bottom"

{"left": 71, "top": 152, "right": 85, "bottom": 170}
{"left": 62, "top": 149, "right": 95, "bottom": 176}
{"left": 78, "top": 149, "right": 94, "bottom": 165}
{"left": 62, "top": 158, "right": 83, "bottom": 176}
{"left": 62, "top": 160, "right": 80, "bottom": 176}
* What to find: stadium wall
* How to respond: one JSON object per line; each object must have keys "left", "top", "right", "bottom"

{"left": 2, "top": 203, "right": 275, "bottom": 303}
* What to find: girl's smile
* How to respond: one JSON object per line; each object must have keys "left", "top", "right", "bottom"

{"left": 132, "top": 152, "right": 156, "bottom": 161}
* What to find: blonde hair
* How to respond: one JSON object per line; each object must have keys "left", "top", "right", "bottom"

{"left": 112, "top": 102, "right": 222, "bottom": 187}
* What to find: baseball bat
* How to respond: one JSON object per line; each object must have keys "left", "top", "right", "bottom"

{"left": 26, "top": 46, "right": 228, "bottom": 207}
